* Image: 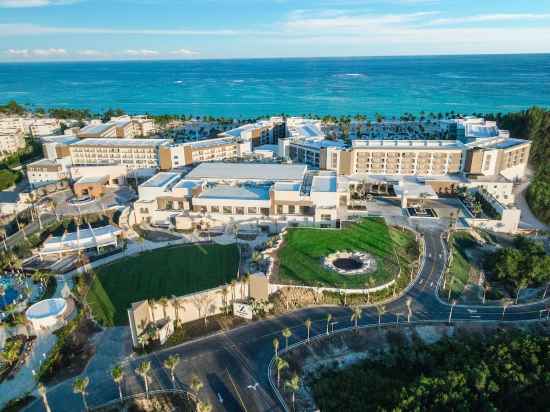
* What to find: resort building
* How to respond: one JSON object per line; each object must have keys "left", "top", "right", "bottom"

{"left": 24, "top": 118, "right": 61, "bottom": 137}
{"left": 70, "top": 164, "right": 129, "bottom": 198}
{"left": 159, "top": 137, "right": 243, "bottom": 169}
{"left": 77, "top": 123, "right": 118, "bottom": 139}
{"left": 0, "top": 117, "right": 26, "bottom": 158}
{"left": 26, "top": 158, "right": 71, "bottom": 188}
{"left": 68, "top": 138, "right": 171, "bottom": 176}
{"left": 133, "top": 163, "right": 349, "bottom": 228}
{"left": 219, "top": 117, "right": 286, "bottom": 148}
{"left": 110, "top": 115, "right": 156, "bottom": 137}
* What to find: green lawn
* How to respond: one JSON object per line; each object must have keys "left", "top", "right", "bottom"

{"left": 276, "top": 218, "right": 418, "bottom": 288}
{"left": 87, "top": 243, "right": 240, "bottom": 326}
{"left": 446, "top": 232, "right": 479, "bottom": 296}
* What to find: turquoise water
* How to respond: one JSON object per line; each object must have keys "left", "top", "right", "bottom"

{"left": 1, "top": 54, "right": 549, "bottom": 117}
{"left": 0, "top": 277, "right": 18, "bottom": 310}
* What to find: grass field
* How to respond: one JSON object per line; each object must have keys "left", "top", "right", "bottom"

{"left": 445, "top": 232, "right": 484, "bottom": 298}
{"left": 87, "top": 243, "right": 240, "bottom": 326}
{"left": 276, "top": 218, "right": 418, "bottom": 288}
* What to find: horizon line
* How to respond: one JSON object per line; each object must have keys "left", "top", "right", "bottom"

{"left": 1, "top": 51, "right": 550, "bottom": 64}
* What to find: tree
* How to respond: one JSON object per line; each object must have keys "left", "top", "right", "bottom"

{"left": 282, "top": 327, "right": 292, "bottom": 350}
{"left": 73, "top": 376, "right": 90, "bottom": 411}
{"left": 376, "top": 305, "right": 386, "bottom": 324}
{"left": 158, "top": 297, "right": 170, "bottom": 321}
{"left": 350, "top": 306, "right": 362, "bottom": 331}
{"left": 163, "top": 354, "right": 180, "bottom": 390}
{"left": 275, "top": 357, "right": 289, "bottom": 387}
{"left": 325, "top": 313, "right": 332, "bottom": 335}
{"left": 406, "top": 297, "right": 413, "bottom": 322}
{"left": 285, "top": 373, "right": 301, "bottom": 411}
{"left": 190, "top": 374, "right": 203, "bottom": 395}
{"left": 196, "top": 401, "right": 213, "bottom": 412}
{"left": 111, "top": 365, "right": 124, "bottom": 403}
{"left": 304, "top": 319, "right": 312, "bottom": 343}
{"left": 273, "top": 337, "right": 280, "bottom": 358}
{"left": 38, "top": 383, "right": 52, "bottom": 412}
{"left": 135, "top": 361, "right": 151, "bottom": 399}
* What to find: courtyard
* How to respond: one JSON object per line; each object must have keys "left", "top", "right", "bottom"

{"left": 274, "top": 217, "right": 419, "bottom": 288}
{"left": 87, "top": 243, "right": 240, "bottom": 326}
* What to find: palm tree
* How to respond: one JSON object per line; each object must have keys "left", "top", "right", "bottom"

{"left": 38, "top": 383, "right": 52, "bottom": 412}
{"left": 350, "top": 306, "right": 362, "bottom": 331}
{"left": 325, "top": 313, "right": 332, "bottom": 335}
{"left": 73, "top": 376, "right": 90, "bottom": 411}
{"left": 365, "top": 278, "right": 376, "bottom": 303}
{"left": 275, "top": 357, "right": 289, "bottom": 387}
{"left": 196, "top": 401, "right": 213, "bottom": 412}
{"left": 158, "top": 297, "right": 169, "bottom": 321}
{"left": 406, "top": 297, "right": 413, "bottom": 322}
{"left": 111, "top": 365, "right": 124, "bottom": 404}
{"left": 0, "top": 227, "right": 7, "bottom": 251}
{"left": 190, "top": 374, "right": 203, "bottom": 395}
{"left": 135, "top": 361, "right": 151, "bottom": 399}
{"left": 282, "top": 327, "right": 292, "bottom": 350}
{"left": 285, "top": 373, "right": 300, "bottom": 411}
{"left": 273, "top": 337, "right": 280, "bottom": 358}
{"left": 163, "top": 354, "right": 180, "bottom": 390}
{"left": 376, "top": 305, "right": 386, "bottom": 325}
{"left": 147, "top": 299, "right": 157, "bottom": 324}
{"left": 172, "top": 296, "right": 185, "bottom": 326}
{"left": 304, "top": 319, "right": 312, "bottom": 343}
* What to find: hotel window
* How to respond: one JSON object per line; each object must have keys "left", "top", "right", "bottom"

{"left": 321, "top": 214, "right": 331, "bottom": 221}
{"left": 247, "top": 207, "right": 257, "bottom": 214}
{"left": 223, "top": 206, "right": 232, "bottom": 214}
{"left": 261, "top": 208, "right": 270, "bottom": 216}
{"left": 140, "top": 208, "right": 149, "bottom": 214}
{"left": 277, "top": 205, "right": 284, "bottom": 214}
{"left": 288, "top": 205, "right": 295, "bottom": 214}
{"left": 210, "top": 206, "right": 220, "bottom": 213}
{"left": 235, "top": 207, "right": 244, "bottom": 215}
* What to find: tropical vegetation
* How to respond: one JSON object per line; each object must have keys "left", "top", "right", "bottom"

{"left": 311, "top": 330, "right": 550, "bottom": 411}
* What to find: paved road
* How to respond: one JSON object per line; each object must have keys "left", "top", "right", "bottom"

{"left": 23, "top": 225, "right": 550, "bottom": 412}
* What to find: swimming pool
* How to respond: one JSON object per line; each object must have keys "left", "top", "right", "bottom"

{"left": 0, "top": 277, "right": 19, "bottom": 310}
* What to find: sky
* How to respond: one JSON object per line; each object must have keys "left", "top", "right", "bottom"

{"left": 1, "top": 0, "right": 550, "bottom": 61}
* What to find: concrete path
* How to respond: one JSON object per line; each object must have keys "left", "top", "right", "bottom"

{"left": 513, "top": 179, "right": 549, "bottom": 231}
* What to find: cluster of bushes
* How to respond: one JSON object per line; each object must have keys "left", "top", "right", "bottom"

{"left": 484, "top": 236, "right": 550, "bottom": 289}
{"left": 311, "top": 330, "right": 550, "bottom": 411}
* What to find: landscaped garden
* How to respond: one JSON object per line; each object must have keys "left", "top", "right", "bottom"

{"left": 442, "top": 231, "right": 550, "bottom": 303}
{"left": 274, "top": 218, "right": 419, "bottom": 288}
{"left": 87, "top": 243, "right": 240, "bottom": 326}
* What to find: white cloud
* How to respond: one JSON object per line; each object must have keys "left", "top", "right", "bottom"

{"left": 77, "top": 49, "right": 109, "bottom": 57}
{"left": 427, "top": 13, "right": 550, "bottom": 26}
{"left": 123, "top": 49, "right": 159, "bottom": 57}
{"left": 6, "top": 47, "right": 66, "bottom": 57}
{"left": 170, "top": 48, "right": 199, "bottom": 56}
{"left": 0, "top": 0, "right": 79, "bottom": 7}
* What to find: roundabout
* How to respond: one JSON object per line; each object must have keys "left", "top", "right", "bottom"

{"left": 322, "top": 251, "right": 377, "bottom": 276}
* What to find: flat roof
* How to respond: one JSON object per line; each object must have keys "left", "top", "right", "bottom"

{"left": 71, "top": 138, "right": 171, "bottom": 148}
{"left": 292, "top": 138, "right": 346, "bottom": 150}
{"left": 185, "top": 162, "right": 307, "bottom": 182}
{"left": 76, "top": 175, "right": 109, "bottom": 185}
{"left": 352, "top": 139, "right": 462, "bottom": 150}
{"left": 141, "top": 172, "right": 180, "bottom": 188}
{"left": 311, "top": 175, "right": 337, "bottom": 192}
{"left": 28, "top": 158, "right": 59, "bottom": 167}
{"left": 197, "top": 185, "right": 270, "bottom": 201}
{"left": 78, "top": 123, "right": 115, "bottom": 135}
{"left": 183, "top": 137, "right": 237, "bottom": 149}
{"left": 273, "top": 182, "right": 301, "bottom": 192}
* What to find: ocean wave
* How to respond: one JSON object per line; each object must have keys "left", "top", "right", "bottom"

{"left": 335, "top": 73, "right": 367, "bottom": 78}
{"left": 174, "top": 80, "right": 184, "bottom": 84}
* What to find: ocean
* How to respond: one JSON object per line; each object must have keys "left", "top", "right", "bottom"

{"left": 1, "top": 54, "right": 549, "bottom": 118}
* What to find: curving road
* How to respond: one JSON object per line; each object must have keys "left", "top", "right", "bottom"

{"left": 24, "top": 225, "right": 550, "bottom": 412}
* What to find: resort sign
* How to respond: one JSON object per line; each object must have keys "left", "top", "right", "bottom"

{"left": 233, "top": 302, "right": 253, "bottom": 320}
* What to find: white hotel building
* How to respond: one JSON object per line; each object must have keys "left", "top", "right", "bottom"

{"left": 134, "top": 163, "right": 349, "bottom": 228}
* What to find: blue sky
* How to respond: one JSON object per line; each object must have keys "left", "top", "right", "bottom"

{"left": 1, "top": 0, "right": 550, "bottom": 61}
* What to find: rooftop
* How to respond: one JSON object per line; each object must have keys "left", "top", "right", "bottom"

{"left": 198, "top": 184, "right": 270, "bottom": 201}
{"left": 78, "top": 123, "right": 116, "bottom": 136}
{"left": 76, "top": 175, "right": 109, "bottom": 185}
{"left": 27, "top": 158, "right": 59, "bottom": 168}
{"left": 141, "top": 172, "right": 181, "bottom": 188}
{"left": 311, "top": 175, "right": 338, "bottom": 192}
{"left": 352, "top": 139, "right": 462, "bottom": 149}
{"left": 71, "top": 138, "right": 171, "bottom": 148}
{"left": 185, "top": 162, "right": 307, "bottom": 182}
